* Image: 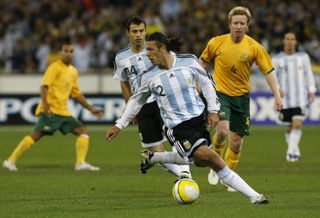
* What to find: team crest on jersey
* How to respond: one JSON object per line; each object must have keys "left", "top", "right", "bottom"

{"left": 183, "top": 140, "right": 192, "bottom": 150}
{"left": 240, "top": 53, "right": 251, "bottom": 62}
{"left": 219, "top": 111, "right": 225, "bottom": 118}
{"left": 186, "top": 77, "right": 192, "bottom": 86}
{"left": 246, "top": 117, "right": 250, "bottom": 126}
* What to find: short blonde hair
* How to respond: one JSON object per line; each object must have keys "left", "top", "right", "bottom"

{"left": 228, "top": 6, "right": 251, "bottom": 24}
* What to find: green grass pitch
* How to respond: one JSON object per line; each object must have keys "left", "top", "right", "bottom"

{"left": 0, "top": 125, "right": 319, "bottom": 218}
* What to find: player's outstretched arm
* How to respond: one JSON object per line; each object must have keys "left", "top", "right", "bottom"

{"left": 265, "top": 72, "right": 283, "bottom": 111}
{"left": 74, "top": 94, "right": 104, "bottom": 118}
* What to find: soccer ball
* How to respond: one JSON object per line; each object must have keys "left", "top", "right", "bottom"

{"left": 172, "top": 178, "right": 200, "bottom": 204}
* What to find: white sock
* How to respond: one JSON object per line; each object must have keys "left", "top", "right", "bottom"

{"left": 217, "top": 166, "right": 260, "bottom": 201}
{"left": 179, "top": 164, "right": 191, "bottom": 174}
{"left": 151, "top": 151, "right": 193, "bottom": 165}
{"left": 158, "top": 163, "right": 183, "bottom": 178}
{"left": 171, "top": 146, "right": 191, "bottom": 177}
{"left": 285, "top": 132, "right": 290, "bottom": 145}
{"left": 289, "top": 129, "right": 302, "bottom": 156}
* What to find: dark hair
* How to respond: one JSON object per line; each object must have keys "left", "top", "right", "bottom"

{"left": 147, "top": 32, "right": 183, "bottom": 52}
{"left": 58, "top": 37, "right": 72, "bottom": 50}
{"left": 126, "top": 16, "right": 146, "bottom": 31}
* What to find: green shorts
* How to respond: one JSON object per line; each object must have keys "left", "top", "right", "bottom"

{"left": 34, "top": 113, "right": 83, "bottom": 135}
{"left": 217, "top": 92, "right": 250, "bottom": 137}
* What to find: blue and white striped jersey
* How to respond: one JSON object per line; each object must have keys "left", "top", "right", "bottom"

{"left": 116, "top": 52, "right": 220, "bottom": 129}
{"left": 272, "top": 52, "right": 316, "bottom": 109}
{"left": 113, "top": 45, "right": 154, "bottom": 102}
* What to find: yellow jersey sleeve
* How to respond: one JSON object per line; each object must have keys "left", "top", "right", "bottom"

{"left": 254, "top": 43, "right": 274, "bottom": 75}
{"left": 70, "top": 67, "right": 81, "bottom": 98}
{"left": 200, "top": 38, "right": 216, "bottom": 64}
{"left": 41, "top": 63, "right": 58, "bottom": 86}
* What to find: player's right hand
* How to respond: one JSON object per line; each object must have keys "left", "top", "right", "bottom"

{"left": 208, "top": 112, "right": 219, "bottom": 129}
{"left": 106, "top": 126, "right": 121, "bottom": 141}
{"left": 274, "top": 95, "right": 283, "bottom": 111}
{"left": 43, "top": 104, "right": 52, "bottom": 115}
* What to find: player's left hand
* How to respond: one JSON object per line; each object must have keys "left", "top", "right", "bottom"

{"left": 106, "top": 126, "right": 121, "bottom": 141}
{"left": 208, "top": 112, "right": 219, "bottom": 129}
{"left": 309, "top": 92, "right": 316, "bottom": 103}
{"left": 274, "top": 95, "right": 283, "bottom": 111}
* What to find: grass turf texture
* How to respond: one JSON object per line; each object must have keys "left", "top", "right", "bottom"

{"left": 0, "top": 125, "right": 319, "bottom": 218}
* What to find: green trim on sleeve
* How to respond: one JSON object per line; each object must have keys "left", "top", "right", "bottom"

{"left": 200, "top": 57, "right": 210, "bottom": 64}
{"left": 266, "top": 67, "right": 274, "bottom": 75}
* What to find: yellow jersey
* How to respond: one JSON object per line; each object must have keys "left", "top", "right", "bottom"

{"left": 35, "top": 60, "right": 81, "bottom": 116}
{"left": 200, "top": 34, "right": 273, "bottom": 96}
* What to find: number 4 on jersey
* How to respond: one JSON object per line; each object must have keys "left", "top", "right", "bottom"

{"left": 124, "top": 66, "right": 138, "bottom": 75}
{"left": 230, "top": 65, "right": 237, "bottom": 74}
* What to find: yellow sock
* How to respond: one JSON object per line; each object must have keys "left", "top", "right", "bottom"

{"left": 75, "top": 135, "right": 89, "bottom": 164}
{"left": 225, "top": 147, "right": 241, "bottom": 171}
{"left": 212, "top": 134, "right": 227, "bottom": 157}
{"left": 8, "top": 136, "right": 35, "bottom": 162}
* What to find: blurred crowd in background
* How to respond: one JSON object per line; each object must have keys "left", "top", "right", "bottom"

{"left": 0, "top": 0, "right": 320, "bottom": 74}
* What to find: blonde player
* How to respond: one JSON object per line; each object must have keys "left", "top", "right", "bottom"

{"left": 3, "top": 41, "right": 103, "bottom": 171}
{"left": 199, "top": 6, "right": 283, "bottom": 191}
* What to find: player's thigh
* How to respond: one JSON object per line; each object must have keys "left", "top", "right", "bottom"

{"left": 193, "top": 146, "right": 225, "bottom": 170}
{"left": 59, "top": 116, "right": 85, "bottom": 135}
{"left": 230, "top": 112, "right": 250, "bottom": 137}
{"left": 229, "top": 94, "right": 250, "bottom": 137}
{"left": 137, "top": 102, "right": 164, "bottom": 145}
{"left": 216, "top": 92, "right": 232, "bottom": 122}
{"left": 279, "top": 108, "right": 293, "bottom": 125}
{"left": 279, "top": 107, "right": 304, "bottom": 127}
{"left": 292, "top": 107, "right": 305, "bottom": 128}
{"left": 33, "top": 113, "right": 63, "bottom": 135}
{"left": 165, "top": 113, "right": 210, "bottom": 158}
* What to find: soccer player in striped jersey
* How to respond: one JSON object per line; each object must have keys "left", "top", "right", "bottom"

{"left": 113, "top": 16, "right": 189, "bottom": 179}
{"left": 199, "top": 6, "right": 283, "bottom": 191}
{"left": 106, "top": 32, "right": 269, "bottom": 204}
{"left": 272, "top": 32, "right": 316, "bottom": 162}
{"left": 2, "top": 41, "right": 103, "bottom": 171}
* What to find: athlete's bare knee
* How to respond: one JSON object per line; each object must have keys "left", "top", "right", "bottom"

{"left": 229, "top": 136, "right": 243, "bottom": 152}
{"left": 292, "top": 123, "right": 302, "bottom": 129}
{"left": 74, "top": 127, "right": 88, "bottom": 136}
{"left": 194, "top": 146, "right": 213, "bottom": 163}
{"left": 216, "top": 129, "right": 228, "bottom": 141}
{"left": 148, "top": 144, "right": 164, "bottom": 152}
{"left": 30, "top": 131, "right": 44, "bottom": 142}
